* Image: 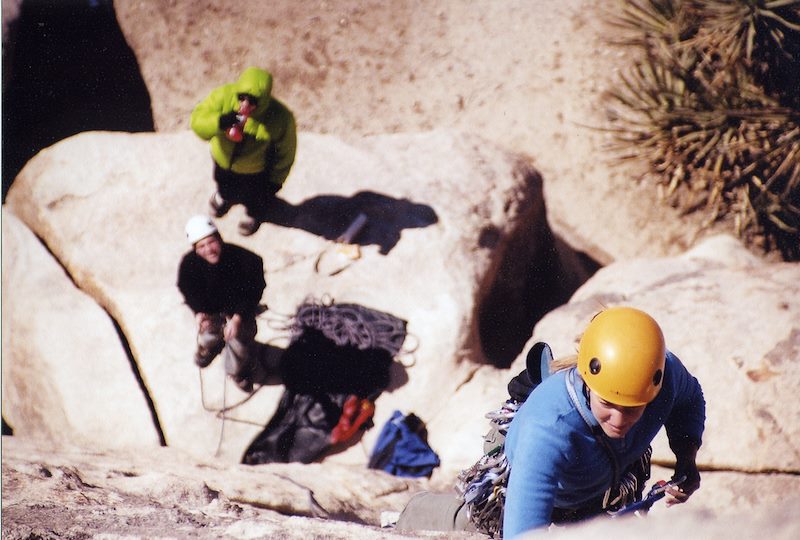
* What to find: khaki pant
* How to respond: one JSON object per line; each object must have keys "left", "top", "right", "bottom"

{"left": 196, "top": 313, "right": 260, "bottom": 390}
{"left": 395, "top": 492, "right": 477, "bottom": 533}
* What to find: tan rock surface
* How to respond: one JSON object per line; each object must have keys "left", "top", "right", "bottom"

{"left": 4, "top": 1, "right": 800, "bottom": 537}
{"left": 1, "top": 435, "right": 480, "bottom": 539}
{"left": 114, "top": 0, "right": 716, "bottom": 265}
{"left": 1, "top": 212, "right": 160, "bottom": 449}
{"left": 5, "top": 126, "right": 798, "bottom": 481}
{"left": 3, "top": 437, "right": 798, "bottom": 539}
{"left": 5, "top": 128, "right": 576, "bottom": 467}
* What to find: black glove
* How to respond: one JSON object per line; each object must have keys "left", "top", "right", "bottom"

{"left": 673, "top": 457, "right": 701, "bottom": 497}
{"left": 219, "top": 111, "right": 239, "bottom": 129}
{"left": 668, "top": 439, "right": 701, "bottom": 504}
{"left": 508, "top": 368, "right": 536, "bottom": 402}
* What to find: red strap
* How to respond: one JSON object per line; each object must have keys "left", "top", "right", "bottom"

{"left": 331, "top": 396, "right": 375, "bottom": 444}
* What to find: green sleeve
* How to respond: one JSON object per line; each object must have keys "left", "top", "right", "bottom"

{"left": 190, "top": 86, "right": 229, "bottom": 140}
{"left": 269, "top": 110, "right": 297, "bottom": 187}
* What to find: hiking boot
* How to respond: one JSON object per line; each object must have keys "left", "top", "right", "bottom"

{"left": 238, "top": 216, "right": 261, "bottom": 236}
{"left": 233, "top": 376, "right": 254, "bottom": 393}
{"left": 194, "top": 350, "right": 214, "bottom": 368}
{"left": 194, "top": 341, "right": 223, "bottom": 368}
{"left": 209, "top": 192, "right": 233, "bottom": 218}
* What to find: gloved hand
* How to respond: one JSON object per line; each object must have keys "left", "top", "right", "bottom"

{"left": 667, "top": 442, "right": 701, "bottom": 506}
{"left": 219, "top": 111, "right": 240, "bottom": 129}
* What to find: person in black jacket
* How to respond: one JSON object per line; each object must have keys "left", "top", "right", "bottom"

{"left": 177, "top": 215, "right": 266, "bottom": 392}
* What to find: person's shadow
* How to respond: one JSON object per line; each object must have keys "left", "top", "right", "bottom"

{"left": 261, "top": 191, "right": 438, "bottom": 255}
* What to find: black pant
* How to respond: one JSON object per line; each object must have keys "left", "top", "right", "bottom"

{"left": 550, "top": 498, "right": 606, "bottom": 524}
{"left": 214, "top": 164, "right": 280, "bottom": 218}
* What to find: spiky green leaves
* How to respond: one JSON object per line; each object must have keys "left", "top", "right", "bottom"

{"left": 604, "top": 0, "right": 800, "bottom": 259}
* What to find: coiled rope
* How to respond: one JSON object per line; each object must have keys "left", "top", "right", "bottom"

{"left": 262, "top": 295, "right": 418, "bottom": 365}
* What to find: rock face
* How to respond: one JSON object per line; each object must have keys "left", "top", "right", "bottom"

{"left": 4, "top": 2, "right": 800, "bottom": 536}
{"left": 4, "top": 436, "right": 799, "bottom": 539}
{"left": 1, "top": 436, "right": 464, "bottom": 540}
{"left": 4, "top": 125, "right": 800, "bottom": 540}
{"left": 2, "top": 212, "right": 161, "bottom": 450}
{"left": 4, "top": 129, "right": 585, "bottom": 467}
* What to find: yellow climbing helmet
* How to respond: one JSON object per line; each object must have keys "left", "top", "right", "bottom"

{"left": 577, "top": 307, "right": 666, "bottom": 407}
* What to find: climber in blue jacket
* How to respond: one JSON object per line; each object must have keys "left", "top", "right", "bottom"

{"left": 395, "top": 306, "right": 705, "bottom": 539}
{"left": 503, "top": 306, "right": 705, "bottom": 538}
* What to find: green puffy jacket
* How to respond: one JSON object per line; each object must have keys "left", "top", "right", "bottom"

{"left": 191, "top": 67, "right": 296, "bottom": 187}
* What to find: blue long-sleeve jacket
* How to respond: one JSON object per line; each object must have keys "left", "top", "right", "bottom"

{"left": 503, "top": 351, "right": 705, "bottom": 539}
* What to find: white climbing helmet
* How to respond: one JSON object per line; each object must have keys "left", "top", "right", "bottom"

{"left": 185, "top": 215, "right": 218, "bottom": 245}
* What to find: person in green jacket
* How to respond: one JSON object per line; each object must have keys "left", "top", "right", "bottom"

{"left": 191, "top": 67, "right": 297, "bottom": 236}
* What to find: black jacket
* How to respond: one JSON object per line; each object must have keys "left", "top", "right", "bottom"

{"left": 177, "top": 243, "right": 265, "bottom": 316}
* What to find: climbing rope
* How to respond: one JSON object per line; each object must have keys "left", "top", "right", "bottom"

{"left": 602, "top": 446, "right": 653, "bottom": 510}
{"left": 198, "top": 367, "right": 266, "bottom": 456}
{"left": 198, "top": 366, "right": 262, "bottom": 416}
{"left": 261, "top": 295, "right": 417, "bottom": 365}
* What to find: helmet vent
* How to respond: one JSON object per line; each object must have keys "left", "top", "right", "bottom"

{"left": 589, "top": 358, "right": 601, "bottom": 375}
{"left": 653, "top": 369, "right": 663, "bottom": 387}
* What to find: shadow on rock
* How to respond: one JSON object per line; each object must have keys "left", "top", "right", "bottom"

{"left": 262, "top": 190, "right": 439, "bottom": 255}
{"left": 251, "top": 340, "right": 410, "bottom": 395}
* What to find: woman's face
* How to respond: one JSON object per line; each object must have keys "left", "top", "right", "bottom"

{"left": 589, "top": 392, "right": 646, "bottom": 439}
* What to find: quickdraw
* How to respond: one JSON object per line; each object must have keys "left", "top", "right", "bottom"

{"left": 455, "top": 399, "right": 520, "bottom": 538}
{"left": 609, "top": 475, "right": 687, "bottom": 518}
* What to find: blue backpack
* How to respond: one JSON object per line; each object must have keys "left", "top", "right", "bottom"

{"left": 368, "top": 410, "right": 440, "bottom": 478}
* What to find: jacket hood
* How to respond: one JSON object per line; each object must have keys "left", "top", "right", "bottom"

{"left": 236, "top": 67, "right": 273, "bottom": 114}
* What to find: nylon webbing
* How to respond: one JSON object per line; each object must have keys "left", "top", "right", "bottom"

{"left": 565, "top": 369, "right": 621, "bottom": 492}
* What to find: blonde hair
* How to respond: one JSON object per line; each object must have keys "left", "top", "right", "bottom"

{"left": 549, "top": 354, "right": 578, "bottom": 374}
